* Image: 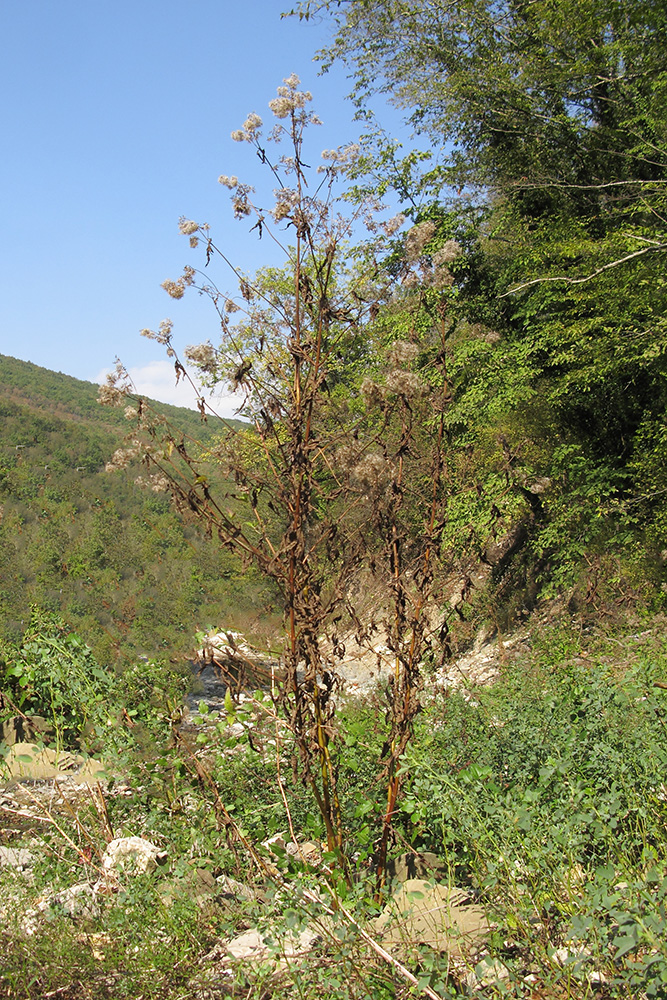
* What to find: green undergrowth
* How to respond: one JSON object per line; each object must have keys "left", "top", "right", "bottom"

{"left": 396, "top": 624, "right": 667, "bottom": 995}
{"left": 3, "top": 619, "right": 667, "bottom": 997}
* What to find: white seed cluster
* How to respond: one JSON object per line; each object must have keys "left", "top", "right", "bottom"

{"left": 405, "top": 220, "right": 437, "bottom": 261}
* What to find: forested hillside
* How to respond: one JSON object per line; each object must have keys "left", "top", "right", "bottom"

{"left": 0, "top": 355, "right": 259, "bottom": 664}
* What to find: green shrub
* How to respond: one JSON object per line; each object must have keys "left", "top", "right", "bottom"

{"left": 1, "top": 606, "right": 115, "bottom": 748}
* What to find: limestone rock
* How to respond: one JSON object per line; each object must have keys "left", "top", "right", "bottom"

{"left": 464, "top": 956, "right": 510, "bottom": 990}
{"left": 262, "top": 833, "right": 322, "bottom": 866}
{"left": 224, "top": 924, "right": 321, "bottom": 965}
{"left": 0, "top": 846, "right": 34, "bottom": 870}
{"left": 102, "top": 836, "right": 167, "bottom": 874}
{"left": 216, "top": 873, "right": 257, "bottom": 901}
{"left": 22, "top": 882, "right": 101, "bottom": 933}
{"left": 0, "top": 715, "right": 53, "bottom": 747}
{"left": 42, "top": 882, "right": 102, "bottom": 919}
{"left": 196, "top": 629, "right": 277, "bottom": 689}
{"left": 2, "top": 743, "right": 105, "bottom": 783}
{"left": 385, "top": 851, "right": 446, "bottom": 884}
{"left": 374, "top": 878, "right": 491, "bottom": 959}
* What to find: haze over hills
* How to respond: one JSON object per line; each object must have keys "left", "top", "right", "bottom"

{"left": 0, "top": 354, "right": 261, "bottom": 665}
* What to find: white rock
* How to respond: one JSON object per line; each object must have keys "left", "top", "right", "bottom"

{"left": 225, "top": 925, "right": 321, "bottom": 965}
{"left": 0, "top": 847, "right": 34, "bottom": 870}
{"left": 374, "top": 878, "right": 491, "bottom": 959}
{"left": 216, "top": 874, "right": 257, "bottom": 901}
{"left": 226, "top": 722, "right": 246, "bottom": 739}
{"left": 102, "top": 836, "right": 167, "bottom": 873}
{"left": 465, "top": 956, "right": 510, "bottom": 990}
{"left": 553, "top": 945, "right": 591, "bottom": 967}
{"left": 43, "top": 882, "right": 102, "bottom": 919}
{"left": 22, "top": 882, "right": 101, "bottom": 932}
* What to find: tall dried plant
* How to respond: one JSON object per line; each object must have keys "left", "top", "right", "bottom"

{"left": 101, "top": 77, "right": 457, "bottom": 889}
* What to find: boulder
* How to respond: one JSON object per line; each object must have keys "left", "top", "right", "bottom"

{"left": 196, "top": 629, "right": 278, "bottom": 689}
{"left": 1, "top": 743, "right": 105, "bottom": 783}
{"left": 22, "top": 882, "right": 101, "bottom": 933}
{"left": 385, "top": 851, "right": 446, "bottom": 884}
{"left": 224, "top": 924, "right": 322, "bottom": 965}
{"left": 41, "top": 882, "right": 102, "bottom": 920}
{"left": 374, "top": 878, "right": 491, "bottom": 959}
{"left": 262, "top": 834, "right": 321, "bottom": 866}
{"left": 102, "top": 836, "right": 167, "bottom": 874}
{"left": 216, "top": 873, "right": 257, "bottom": 901}
{"left": 0, "top": 846, "right": 34, "bottom": 870}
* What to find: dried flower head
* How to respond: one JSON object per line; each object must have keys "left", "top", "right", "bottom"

{"left": 230, "top": 112, "right": 263, "bottom": 143}
{"left": 272, "top": 187, "right": 299, "bottom": 222}
{"left": 229, "top": 182, "right": 254, "bottom": 219}
{"left": 162, "top": 279, "right": 185, "bottom": 300}
{"left": 432, "top": 268, "right": 455, "bottom": 290}
{"left": 269, "top": 97, "right": 293, "bottom": 119}
{"left": 239, "top": 279, "right": 254, "bottom": 301}
{"left": 334, "top": 444, "right": 362, "bottom": 474}
{"left": 384, "top": 369, "right": 425, "bottom": 399}
{"left": 161, "top": 266, "right": 196, "bottom": 300}
{"left": 105, "top": 441, "right": 141, "bottom": 472}
{"left": 218, "top": 175, "right": 239, "bottom": 189}
{"left": 135, "top": 473, "right": 170, "bottom": 493}
{"left": 178, "top": 218, "right": 199, "bottom": 236}
{"left": 141, "top": 319, "right": 174, "bottom": 345}
{"left": 352, "top": 453, "right": 392, "bottom": 493}
{"left": 124, "top": 405, "right": 138, "bottom": 420}
{"left": 382, "top": 213, "right": 406, "bottom": 237}
{"left": 184, "top": 341, "right": 217, "bottom": 373}
{"left": 98, "top": 383, "right": 126, "bottom": 407}
{"left": 318, "top": 144, "right": 361, "bottom": 174}
{"left": 361, "top": 377, "right": 383, "bottom": 408}
{"left": 268, "top": 74, "right": 312, "bottom": 119}
{"left": 243, "top": 112, "right": 262, "bottom": 134}
{"left": 97, "top": 363, "right": 132, "bottom": 407}
{"left": 386, "top": 340, "right": 420, "bottom": 367}
{"left": 405, "top": 220, "right": 437, "bottom": 261}
{"left": 432, "top": 240, "right": 462, "bottom": 266}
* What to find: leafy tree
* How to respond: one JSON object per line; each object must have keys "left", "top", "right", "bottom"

{"left": 1, "top": 606, "right": 115, "bottom": 749}
{"left": 299, "top": 0, "right": 667, "bottom": 598}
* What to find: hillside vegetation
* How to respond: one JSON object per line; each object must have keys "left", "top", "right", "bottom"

{"left": 0, "top": 354, "right": 259, "bottom": 664}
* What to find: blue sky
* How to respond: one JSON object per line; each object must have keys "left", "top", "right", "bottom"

{"left": 0, "top": 0, "right": 407, "bottom": 415}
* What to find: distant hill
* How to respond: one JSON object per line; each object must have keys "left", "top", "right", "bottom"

{"left": 0, "top": 355, "right": 265, "bottom": 665}
{"left": 0, "top": 353, "right": 246, "bottom": 440}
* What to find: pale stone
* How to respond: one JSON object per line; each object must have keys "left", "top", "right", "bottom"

{"left": 225, "top": 925, "right": 321, "bottom": 964}
{"left": 102, "top": 836, "right": 167, "bottom": 873}
{"left": 374, "top": 878, "right": 491, "bottom": 959}
{"left": 23, "top": 882, "right": 101, "bottom": 932}
{"left": 465, "top": 956, "right": 510, "bottom": 990}
{"left": 216, "top": 874, "right": 257, "bottom": 900}
{"left": 0, "top": 847, "right": 34, "bottom": 870}
{"left": 2, "top": 743, "right": 105, "bottom": 783}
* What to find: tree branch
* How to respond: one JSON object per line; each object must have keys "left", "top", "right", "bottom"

{"left": 501, "top": 243, "right": 667, "bottom": 296}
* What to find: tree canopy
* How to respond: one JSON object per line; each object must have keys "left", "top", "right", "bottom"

{"left": 289, "top": 0, "right": 667, "bottom": 599}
